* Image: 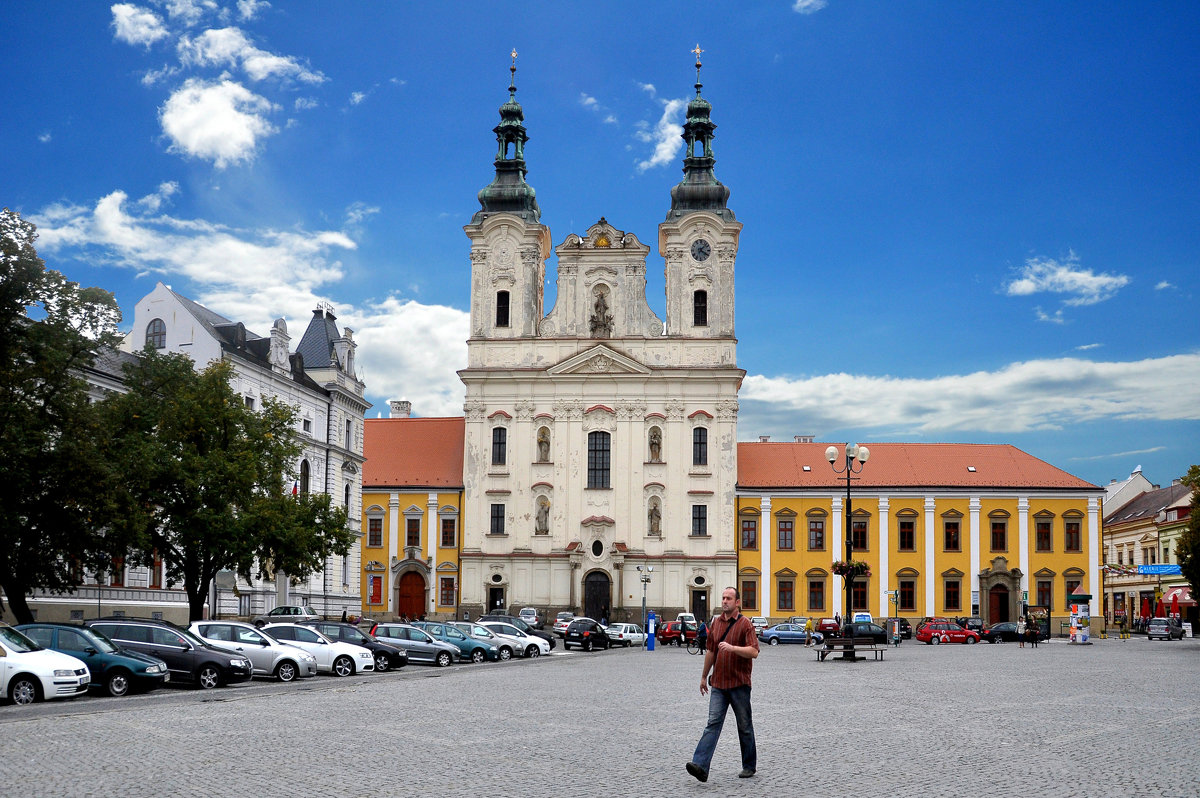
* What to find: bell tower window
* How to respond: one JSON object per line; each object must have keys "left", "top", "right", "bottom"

{"left": 495, "top": 291, "right": 510, "bottom": 328}
{"left": 693, "top": 290, "right": 708, "bottom": 327}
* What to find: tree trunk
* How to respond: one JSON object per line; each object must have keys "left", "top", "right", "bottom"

{"left": 0, "top": 576, "right": 36, "bottom": 624}
{"left": 186, "top": 576, "right": 210, "bottom": 622}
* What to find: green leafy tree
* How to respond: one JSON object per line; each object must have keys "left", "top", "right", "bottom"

{"left": 100, "top": 349, "right": 355, "bottom": 621}
{"left": 1174, "top": 465, "right": 1200, "bottom": 602}
{"left": 0, "top": 209, "right": 123, "bottom": 623}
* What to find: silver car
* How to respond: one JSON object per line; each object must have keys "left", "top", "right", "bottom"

{"left": 604, "top": 623, "right": 646, "bottom": 647}
{"left": 451, "top": 622, "right": 516, "bottom": 661}
{"left": 479, "top": 621, "right": 549, "bottom": 658}
{"left": 369, "top": 623, "right": 458, "bottom": 667}
{"left": 189, "top": 621, "right": 317, "bottom": 682}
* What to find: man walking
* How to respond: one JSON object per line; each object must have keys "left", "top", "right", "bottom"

{"left": 686, "top": 586, "right": 759, "bottom": 783}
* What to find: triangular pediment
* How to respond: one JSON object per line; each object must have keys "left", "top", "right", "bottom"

{"left": 547, "top": 344, "right": 652, "bottom": 376}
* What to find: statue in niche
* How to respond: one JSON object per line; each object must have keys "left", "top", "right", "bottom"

{"left": 648, "top": 427, "right": 662, "bottom": 462}
{"left": 535, "top": 498, "right": 549, "bottom": 534}
{"left": 589, "top": 289, "right": 613, "bottom": 338}
{"left": 537, "top": 427, "right": 550, "bottom": 462}
{"left": 648, "top": 501, "right": 661, "bottom": 536}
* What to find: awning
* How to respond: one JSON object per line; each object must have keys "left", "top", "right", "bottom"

{"left": 1161, "top": 586, "right": 1196, "bottom": 606}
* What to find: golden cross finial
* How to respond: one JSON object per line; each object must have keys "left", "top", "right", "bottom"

{"left": 692, "top": 43, "right": 704, "bottom": 61}
{"left": 511, "top": 48, "right": 518, "bottom": 68}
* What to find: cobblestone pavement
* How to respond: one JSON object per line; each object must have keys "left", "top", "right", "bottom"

{"left": 3, "top": 634, "right": 1198, "bottom": 797}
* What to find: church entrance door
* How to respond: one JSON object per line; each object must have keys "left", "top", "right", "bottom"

{"left": 397, "top": 572, "right": 425, "bottom": 619}
{"left": 584, "top": 571, "right": 611, "bottom": 623}
{"left": 989, "top": 584, "right": 1010, "bottom": 623}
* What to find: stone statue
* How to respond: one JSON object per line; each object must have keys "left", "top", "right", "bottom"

{"left": 535, "top": 499, "right": 549, "bottom": 534}
{"left": 537, "top": 427, "right": 550, "bottom": 462}
{"left": 649, "top": 427, "right": 662, "bottom": 462}
{"left": 589, "top": 290, "right": 613, "bottom": 338}
{"left": 648, "top": 501, "right": 661, "bottom": 535}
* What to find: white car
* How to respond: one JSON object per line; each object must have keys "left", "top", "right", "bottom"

{"left": 261, "top": 624, "right": 374, "bottom": 676}
{"left": 189, "top": 621, "right": 318, "bottom": 682}
{"left": 604, "top": 623, "right": 646, "bottom": 647}
{"left": 677, "top": 612, "right": 697, "bottom": 626}
{"left": 552, "top": 613, "right": 575, "bottom": 637}
{"left": 750, "top": 617, "right": 769, "bottom": 634}
{"left": 480, "top": 621, "right": 550, "bottom": 658}
{"left": 518, "top": 607, "right": 542, "bottom": 629}
{"left": 0, "top": 623, "right": 90, "bottom": 705}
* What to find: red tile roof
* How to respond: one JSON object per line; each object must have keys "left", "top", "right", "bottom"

{"left": 737, "top": 442, "right": 1097, "bottom": 491}
{"left": 363, "top": 417, "right": 464, "bottom": 489}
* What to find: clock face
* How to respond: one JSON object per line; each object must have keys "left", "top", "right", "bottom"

{"left": 690, "top": 239, "right": 711, "bottom": 262}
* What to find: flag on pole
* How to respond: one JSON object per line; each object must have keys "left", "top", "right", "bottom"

{"left": 292, "top": 481, "right": 298, "bottom": 496}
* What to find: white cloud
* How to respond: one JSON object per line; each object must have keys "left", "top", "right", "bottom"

{"left": 1035, "top": 306, "right": 1065, "bottom": 324}
{"left": 178, "top": 27, "right": 325, "bottom": 83}
{"left": 135, "top": 181, "right": 180, "bottom": 212}
{"left": 638, "top": 82, "right": 656, "bottom": 97}
{"left": 1070, "top": 446, "right": 1166, "bottom": 462}
{"left": 1004, "top": 252, "right": 1129, "bottom": 307}
{"left": 635, "top": 98, "right": 686, "bottom": 173}
{"left": 1155, "top": 280, "right": 1173, "bottom": 290}
{"left": 793, "top": 0, "right": 828, "bottom": 13}
{"left": 580, "top": 93, "right": 598, "bottom": 108}
{"left": 294, "top": 96, "right": 318, "bottom": 110}
{"left": 164, "top": 0, "right": 215, "bottom": 26}
{"left": 237, "top": 0, "right": 269, "bottom": 20}
{"left": 38, "top": 131, "right": 51, "bottom": 143}
{"left": 1075, "top": 343, "right": 1101, "bottom": 351}
{"left": 350, "top": 91, "right": 367, "bottom": 105}
{"left": 159, "top": 77, "right": 278, "bottom": 167}
{"left": 111, "top": 4, "right": 170, "bottom": 47}
{"left": 603, "top": 114, "right": 618, "bottom": 125}
{"left": 739, "top": 353, "right": 1200, "bottom": 438}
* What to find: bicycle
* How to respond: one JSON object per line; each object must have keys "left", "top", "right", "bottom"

{"left": 687, "top": 637, "right": 706, "bottom": 655}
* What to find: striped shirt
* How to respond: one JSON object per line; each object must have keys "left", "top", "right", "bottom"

{"left": 706, "top": 612, "right": 758, "bottom": 689}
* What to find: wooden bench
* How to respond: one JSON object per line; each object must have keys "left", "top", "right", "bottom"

{"left": 816, "top": 637, "right": 885, "bottom": 662}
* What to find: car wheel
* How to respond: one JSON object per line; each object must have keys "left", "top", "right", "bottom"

{"left": 9, "top": 676, "right": 39, "bottom": 705}
{"left": 471, "top": 648, "right": 486, "bottom": 664}
{"left": 967, "top": 637, "right": 978, "bottom": 645}
{"left": 525, "top": 645, "right": 540, "bottom": 658}
{"left": 499, "top": 646, "right": 513, "bottom": 660}
{"left": 931, "top": 635, "right": 941, "bottom": 645}
{"left": 254, "top": 620, "right": 266, "bottom": 628}
{"left": 275, "top": 661, "right": 298, "bottom": 682}
{"left": 435, "top": 651, "right": 453, "bottom": 668}
{"left": 106, "top": 669, "right": 131, "bottom": 697}
{"left": 197, "top": 665, "right": 221, "bottom": 689}
{"left": 374, "top": 652, "right": 390, "bottom": 672}
{"left": 583, "top": 639, "right": 592, "bottom": 652}
{"left": 768, "top": 637, "right": 779, "bottom": 646}
{"left": 333, "top": 655, "right": 354, "bottom": 677}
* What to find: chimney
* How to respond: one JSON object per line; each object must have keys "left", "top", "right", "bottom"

{"left": 389, "top": 400, "right": 411, "bottom": 419}
{"left": 759, "top": 435, "right": 771, "bottom": 443}
{"left": 794, "top": 435, "right": 814, "bottom": 443}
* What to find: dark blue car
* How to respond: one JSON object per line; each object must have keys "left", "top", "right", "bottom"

{"left": 17, "top": 623, "right": 170, "bottom": 697}
{"left": 759, "top": 623, "right": 823, "bottom": 646}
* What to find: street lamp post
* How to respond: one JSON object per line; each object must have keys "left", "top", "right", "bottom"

{"left": 827, "top": 443, "right": 870, "bottom": 636}
{"left": 637, "top": 565, "right": 653, "bottom": 650}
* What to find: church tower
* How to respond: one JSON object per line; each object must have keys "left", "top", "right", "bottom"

{"left": 463, "top": 53, "right": 552, "bottom": 340}
{"left": 659, "top": 47, "right": 741, "bottom": 338}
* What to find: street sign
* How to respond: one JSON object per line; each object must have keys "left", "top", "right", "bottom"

{"left": 1140, "top": 564, "right": 1182, "bottom": 575}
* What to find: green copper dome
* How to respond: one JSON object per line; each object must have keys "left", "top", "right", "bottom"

{"left": 474, "top": 61, "right": 541, "bottom": 224}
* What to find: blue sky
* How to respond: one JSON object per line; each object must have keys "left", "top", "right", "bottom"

{"left": 4, "top": 1, "right": 1198, "bottom": 489}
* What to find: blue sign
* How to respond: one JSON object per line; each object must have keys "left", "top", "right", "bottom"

{"left": 1139, "top": 564, "right": 1182, "bottom": 575}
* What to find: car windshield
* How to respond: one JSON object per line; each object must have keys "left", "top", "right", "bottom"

{"left": 177, "top": 626, "right": 209, "bottom": 647}
{"left": 84, "top": 628, "right": 121, "bottom": 653}
{"left": 342, "top": 627, "right": 368, "bottom": 643}
{"left": 0, "top": 626, "right": 40, "bottom": 652}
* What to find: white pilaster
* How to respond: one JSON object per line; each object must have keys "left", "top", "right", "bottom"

{"left": 878, "top": 496, "right": 890, "bottom": 617}
{"left": 969, "top": 497, "right": 981, "bottom": 614}
{"left": 1018, "top": 497, "right": 1030, "bottom": 598}
{"left": 1087, "top": 496, "right": 1101, "bottom": 619}
{"left": 831, "top": 496, "right": 844, "bottom": 617}
{"left": 388, "top": 492, "right": 400, "bottom": 615}
{"left": 759, "top": 497, "right": 772, "bottom": 616}
{"left": 924, "top": 497, "right": 936, "bottom": 616}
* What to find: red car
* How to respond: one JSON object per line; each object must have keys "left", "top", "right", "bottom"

{"left": 657, "top": 621, "right": 697, "bottom": 646}
{"left": 815, "top": 618, "right": 841, "bottom": 636}
{"left": 915, "top": 621, "right": 980, "bottom": 645}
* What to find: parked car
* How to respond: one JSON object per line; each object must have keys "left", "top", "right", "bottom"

{"left": 553, "top": 612, "right": 576, "bottom": 636}
{"left": 451, "top": 622, "right": 517, "bottom": 661}
{"left": 980, "top": 622, "right": 1021, "bottom": 644}
{"left": 844, "top": 622, "right": 888, "bottom": 643}
{"left": 881, "top": 617, "right": 913, "bottom": 640}
{"left": 252, "top": 605, "right": 321, "bottom": 628}
{"left": 657, "top": 620, "right": 696, "bottom": 646}
{"left": 604, "top": 623, "right": 646, "bottom": 647}
{"left": 479, "top": 621, "right": 551, "bottom": 658}
{"left": 261, "top": 624, "right": 374, "bottom": 676}
{"left": 915, "top": 621, "right": 980, "bottom": 645}
{"left": 563, "top": 618, "right": 610, "bottom": 651}
{"left": 961, "top": 617, "right": 984, "bottom": 634}
{"left": 301, "top": 621, "right": 408, "bottom": 672}
{"left": 413, "top": 622, "right": 499, "bottom": 663}
{"left": 477, "top": 614, "right": 557, "bottom": 650}
{"left": 18, "top": 622, "right": 169, "bottom": 696}
{"left": 518, "top": 607, "right": 543, "bottom": 630}
{"left": 1146, "top": 617, "right": 1184, "bottom": 641}
{"left": 759, "top": 623, "right": 822, "bottom": 646}
{"left": 749, "top": 616, "right": 769, "bottom": 634}
{"left": 677, "top": 612, "right": 697, "bottom": 626}
{"left": 85, "top": 618, "right": 252, "bottom": 689}
{"left": 815, "top": 618, "right": 841, "bottom": 636}
{"left": 189, "top": 621, "right": 317, "bottom": 681}
{"left": 368, "top": 623, "right": 458, "bottom": 667}
{"left": 0, "top": 622, "right": 90, "bottom": 705}
{"left": 851, "top": 612, "right": 874, "bottom": 624}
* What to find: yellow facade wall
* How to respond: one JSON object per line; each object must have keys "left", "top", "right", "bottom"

{"left": 360, "top": 490, "right": 462, "bottom": 619}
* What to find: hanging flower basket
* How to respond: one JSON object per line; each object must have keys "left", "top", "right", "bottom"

{"left": 831, "top": 560, "right": 871, "bottom": 578}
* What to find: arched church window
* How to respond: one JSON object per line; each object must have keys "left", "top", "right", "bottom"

{"left": 299, "top": 459, "right": 310, "bottom": 495}
{"left": 146, "top": 318, "right": 166, "bottom": 349}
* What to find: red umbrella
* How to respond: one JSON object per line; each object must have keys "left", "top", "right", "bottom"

{"left": 1141, "top": 597, "right": 1151, "bottom": 619}
{"left": 1155, "top": 600, "right": 1165, "bottom": 618}
{"left": 1172, "top": 594, "right": 1180, "bottom": 618}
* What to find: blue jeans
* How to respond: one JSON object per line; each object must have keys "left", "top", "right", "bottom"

{"left": 692, "top": 685, "right": 756, "bottom": 772}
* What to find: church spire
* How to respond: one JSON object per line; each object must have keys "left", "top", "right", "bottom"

{"left": 475, "top": 49, "right": 541, "bottom": 223}
{"left": 666, "top": 44, "right": 734, "bottom": 222}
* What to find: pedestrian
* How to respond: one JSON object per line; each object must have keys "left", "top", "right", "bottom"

{"left": 1016, "top": 615, "right": 1026, "bottom": 648}
{"left": 1027, "top": 615, "right": 1039, "bottom": 648}
{"left": 835, "top": 612, "right": 842, "bottom": 628}
{"left": 697, "top": 620, "right": 708, "bottom": 652}
{"left": 804, "top": 617, "right": 815, "bottom": 647}
{"left": 686, "top": 586, "right": 759, "bottom": 783}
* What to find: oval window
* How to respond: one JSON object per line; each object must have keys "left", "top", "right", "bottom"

{"left": 591, "top": 540, "right": 604, "bottom": 557}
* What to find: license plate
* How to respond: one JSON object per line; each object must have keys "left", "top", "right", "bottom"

{"left": 163, "top": 673, "right": 170, "bottom": 682}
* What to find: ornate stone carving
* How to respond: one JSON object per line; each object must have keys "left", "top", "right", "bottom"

{"left": 464, "top": 400, "right": 487, "bottom": 420}
{"left": 514, "top": 400, "right": 535, "bottom": 419}
{"left": 664, "top": 400, "right": 686, "bottom": 418}
{"left": 716, "top": 400, "right": 739, "bottom": 420}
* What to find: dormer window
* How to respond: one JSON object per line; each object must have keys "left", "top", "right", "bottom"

{"left": 496, "top": 291, "right": 510, "bottom": 328}
{"left": 146, "top": 318, "right": 166, "bottom": 349}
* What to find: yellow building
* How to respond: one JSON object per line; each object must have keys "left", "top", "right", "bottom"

{"left": 361, "top": 410, "right": 464, "bottom": 621}
{"left": 736, "top": 442, "right": 1103, "bottom": 631}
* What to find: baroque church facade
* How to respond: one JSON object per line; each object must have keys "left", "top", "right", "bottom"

{"left": 457, "top": 61, "right": 743, "bottom": 622}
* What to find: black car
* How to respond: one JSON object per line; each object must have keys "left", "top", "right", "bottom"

{"left": 477, "top": 613, "right": 557, "bottom": 650}
{"left": 563, "top": 618, "right": 610, "bottom": 651}
{"left": 85, "top": 617, "right": 253, "bottom": 689}
{"left": 881, "top": 618, "right": 912, "bottom": 639}
{"left": 17, "top": 622, "right": 170, "bottom": 697}
{"left": 844, "top": 622, "right": 888, "bottom": 644}
{"left": 301, "top": 621, "right": 408, "bottom": 671}
{"left": 980, "top": 622, "right": 1022, "bottom": 643}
